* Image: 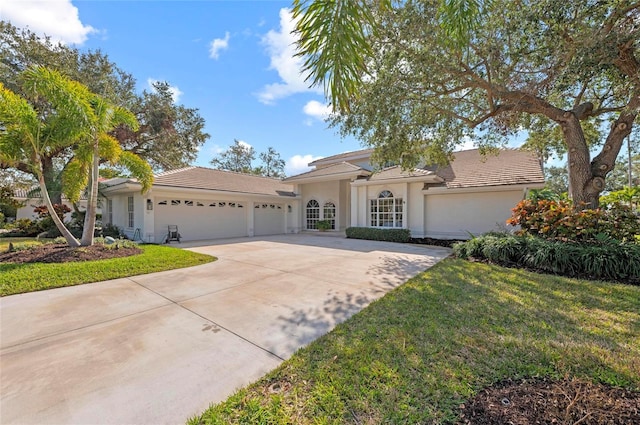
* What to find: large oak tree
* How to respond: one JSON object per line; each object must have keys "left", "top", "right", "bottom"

{"left": 294, "top": 0, "right": 640, "bottom": 208}
{"left": 0, "top": 21, "right": 208, "bottom": 202}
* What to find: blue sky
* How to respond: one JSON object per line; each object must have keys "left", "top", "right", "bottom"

{"left": 2, "top": 0, "right": 376, "bottom": 175}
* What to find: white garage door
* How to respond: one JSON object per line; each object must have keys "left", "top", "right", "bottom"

{"left": 154, "top": 199, "right": 247, "bottom": 241}
{"left": 254, "top": 203, "right": 285, "bottom": 236}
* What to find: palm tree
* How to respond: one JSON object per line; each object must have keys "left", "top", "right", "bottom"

{"left": 77, "top": 95, "right": 152, "bottom": 246}
{"left": 293, "top": 0, "right": 485, "bottom": 113}
{"left": 1, "top": 67, "right": 95, "bottom": 246}
{"left": 0, "top": 66, "right": 153, "bottom": 246}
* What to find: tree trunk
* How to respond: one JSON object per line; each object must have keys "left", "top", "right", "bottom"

{"left": 36, "top": 166, "right": 80, "bottom": 247}
{"left": 80, "top": 142, "right": 100, "bottom": 246}
{"left": 559, "top": 106, "right": 635, "bottom": 210}
{"left": 41, "top": 156, "right": 62, "bottom": 204}
{"left": 562, "top": 115, "right": 599, "bottom": 209}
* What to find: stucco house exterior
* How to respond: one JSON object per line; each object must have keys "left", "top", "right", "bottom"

{"left": 101, "top": 148, "right": 544, "bottom": 243}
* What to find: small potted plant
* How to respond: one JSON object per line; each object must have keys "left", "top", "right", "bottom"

{"left": 316, "top": 219, "right": 332, "bottom": 232}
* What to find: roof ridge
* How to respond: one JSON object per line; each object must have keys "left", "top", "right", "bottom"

{"left": 155, "top": 166, "right": 197, "bottom": 177}
{"left": 309, "top": 148, "right": 374, "bottom": 165}
{"left": 192, "top": 166, "right": 286, "bottom": 181}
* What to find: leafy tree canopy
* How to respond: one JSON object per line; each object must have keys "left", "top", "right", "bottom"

{"left": 210, "top": 141, "right": 286, "bottom": 177}
{"left": 294, "top": 0, "right": 640, "bottom": 208}
{"left": 0, "top": 21, "right": 209, "bottom": 199}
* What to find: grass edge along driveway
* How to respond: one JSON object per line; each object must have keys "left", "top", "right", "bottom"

{"left": 0, "top": 244, "right": 215, "bottom": 296}
{"left": 189, "top": 258, "right": 640, "bottom": 424}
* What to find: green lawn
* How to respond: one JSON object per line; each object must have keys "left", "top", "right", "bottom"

{"left": 0, "top": 241, "right": 215, "bottom": 296}
{"left": 189, "top": 258, "right": 640, "bottom": 424}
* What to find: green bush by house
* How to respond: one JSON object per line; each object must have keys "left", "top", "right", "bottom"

{"left": 453, "top": 233, "right": 639, "bottom": 284}
{"left": 346, "top": 227, "right": 411, "bottom": 243}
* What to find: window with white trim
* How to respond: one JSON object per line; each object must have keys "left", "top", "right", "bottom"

{"left": 107, "top": 199, "right": 113, "bottom": 224}
{"left": 370, "top": 190, "right": 403, "bottom": 228}
{"left": 323, "top": 202, "right": 336, "bottom": 230}
{"left": 306, "top": 199, "right": 320, "bottom": 229}
{"left": 127, "top": 196, "right": 134, "bottom": 228}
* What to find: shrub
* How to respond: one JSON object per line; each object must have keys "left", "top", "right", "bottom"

{"left": 5, "top": 218, "right": 41, "bottom": 236}
{"left": 0, "top": 211, "right": 4, "bottom": 225}
{"left": 101, "top": 223, "right": 122, "bottom": 238}
{"left": 507, "top": 199, "right": 640, "bottom": 243}
{"left": 453, "top": 233, "right": 639, "bottom": 284}
{"left": 346, "top": 227, "right": 411, "bottom": 243}
{"left": 600, "top": 186, "right": 640, "bottom": 210}
{"left": 316, "top": 220, "right": 333, "bottom": 231}
{"left": 94, "top": 236, "right": 138, "bottom": 249}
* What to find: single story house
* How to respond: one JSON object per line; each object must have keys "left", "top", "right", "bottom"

{"left": 101, "top": 148, "right": 544, "bottom": 243}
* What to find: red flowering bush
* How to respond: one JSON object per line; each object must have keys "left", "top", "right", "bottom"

{"left": 507, "top": 199, "right": 639, "bottom": 243}
{"left": 33, "top": 204, "right": 71, "bottom": 221}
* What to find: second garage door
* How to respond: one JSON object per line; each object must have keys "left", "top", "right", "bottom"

{"left": 254, "top": 203, "right": 285, "bottom": 236}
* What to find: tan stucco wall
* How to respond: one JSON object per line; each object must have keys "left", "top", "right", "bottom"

{"left": 407, "top": 182, "right": 425, "bottom": 236}
{"left": 299, "top": 180, "right": 346, "bottom": 230}
{"left": 424, "top": 189, "right": 525, "bottom": 238}
{"left": 351, "top": 182, "right": 410, "bottom": 229}
{"left": 108, "top": 193, "right": 145, "bottom": 239}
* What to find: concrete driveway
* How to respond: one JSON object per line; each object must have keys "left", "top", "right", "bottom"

{"left": 0, "top": 234, "right": 450, "bottom": 424}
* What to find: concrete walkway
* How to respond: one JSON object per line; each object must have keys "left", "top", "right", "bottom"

{"left": 0, "top": 234, "right": 450, "bottom": 424}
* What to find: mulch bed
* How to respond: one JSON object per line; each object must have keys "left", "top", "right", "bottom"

{"left": 459, "top": 377, "right": 640, "bottom": 424}
{"left": 0, "top": 243, "right": 142, "bottom": 264}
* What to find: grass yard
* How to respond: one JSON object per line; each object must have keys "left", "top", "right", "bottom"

{"left": 190, "top": 258, "right": 640, "bottom": 424}
{"left": 0, "top": 240, "right": 215, "bottom": 296}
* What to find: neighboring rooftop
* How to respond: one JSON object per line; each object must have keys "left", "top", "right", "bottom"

{"left": 14, "top": 188, "right": 88, "bottom": 201}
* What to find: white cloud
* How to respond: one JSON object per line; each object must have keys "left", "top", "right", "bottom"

{"left": 2, "top": 0, "right": 96, "bottom": 45}
{"left": 209, "top": 31, "right": 231, "bottom": 59}
{"left": 257, "top": 8, "right": 321, "bottom": 105}
{"left": 236, "top": 140, "right": 253, "bottom": 150}
{"left": 454, "top": 136, "right": 476, "bottom": 152}
{"left": 303, "top": 100, "right": 332, "bottom": 122}
{"left": 285, "top": 154, "right": 323, "bottom": 176}
{"left": 147, "top": 78, "right": 183, "bottom": 103}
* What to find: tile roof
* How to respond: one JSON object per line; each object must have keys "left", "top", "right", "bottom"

{"left": 367, "top": 166, "right": 436, "bottom": 182}
{"left": 151, "top": 166, "right": 296, "bottom": 197}
{"left": 434, "top": 149, "right": 545, "bottom": 188}
{"left": 308, "top": 148, "right": 374, "bottom": 166}
{"left": 283, "top": 162, "right": 370, "bottom": 182}
{"left": 13, "top": 188, "right": 88, "bottom": 200}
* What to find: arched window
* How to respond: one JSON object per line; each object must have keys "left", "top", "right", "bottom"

{"left": 370, "top": 190, "right": 403, "bottom": 228}
{"left": 306, "top": 199, "right": 320, "bottom": 229}
{"left": 323, "top": 202, "right": 336, "bottom": 230}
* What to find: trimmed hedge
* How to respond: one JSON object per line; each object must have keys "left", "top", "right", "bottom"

{"left": 345, "top": 227, "right": 411, "bottom": 243}
{"left": 453, "top": 233, "right": 640, "bottom": 284}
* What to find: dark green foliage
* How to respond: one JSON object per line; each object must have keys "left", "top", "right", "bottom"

{"left": 5, "top": 218, "right": 41, "bottom": 236}
{"left": 345, "top": 227, "right": 411, "bottom": 243}
{"left": 101, "top": 223, "right": 122, "bottom": 238}
{"left": 316, "top": 219, "right": 332, "bottom": 231}
{"left": 453, "top": 234, "right": 640, "bottom": 284}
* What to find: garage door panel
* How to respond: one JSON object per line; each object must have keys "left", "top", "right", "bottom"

{"left": 254, "top": 203, "right": 284, "bottom": 236}
{"left": 155, "top": 199, "right": 247, "bottom": 241}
